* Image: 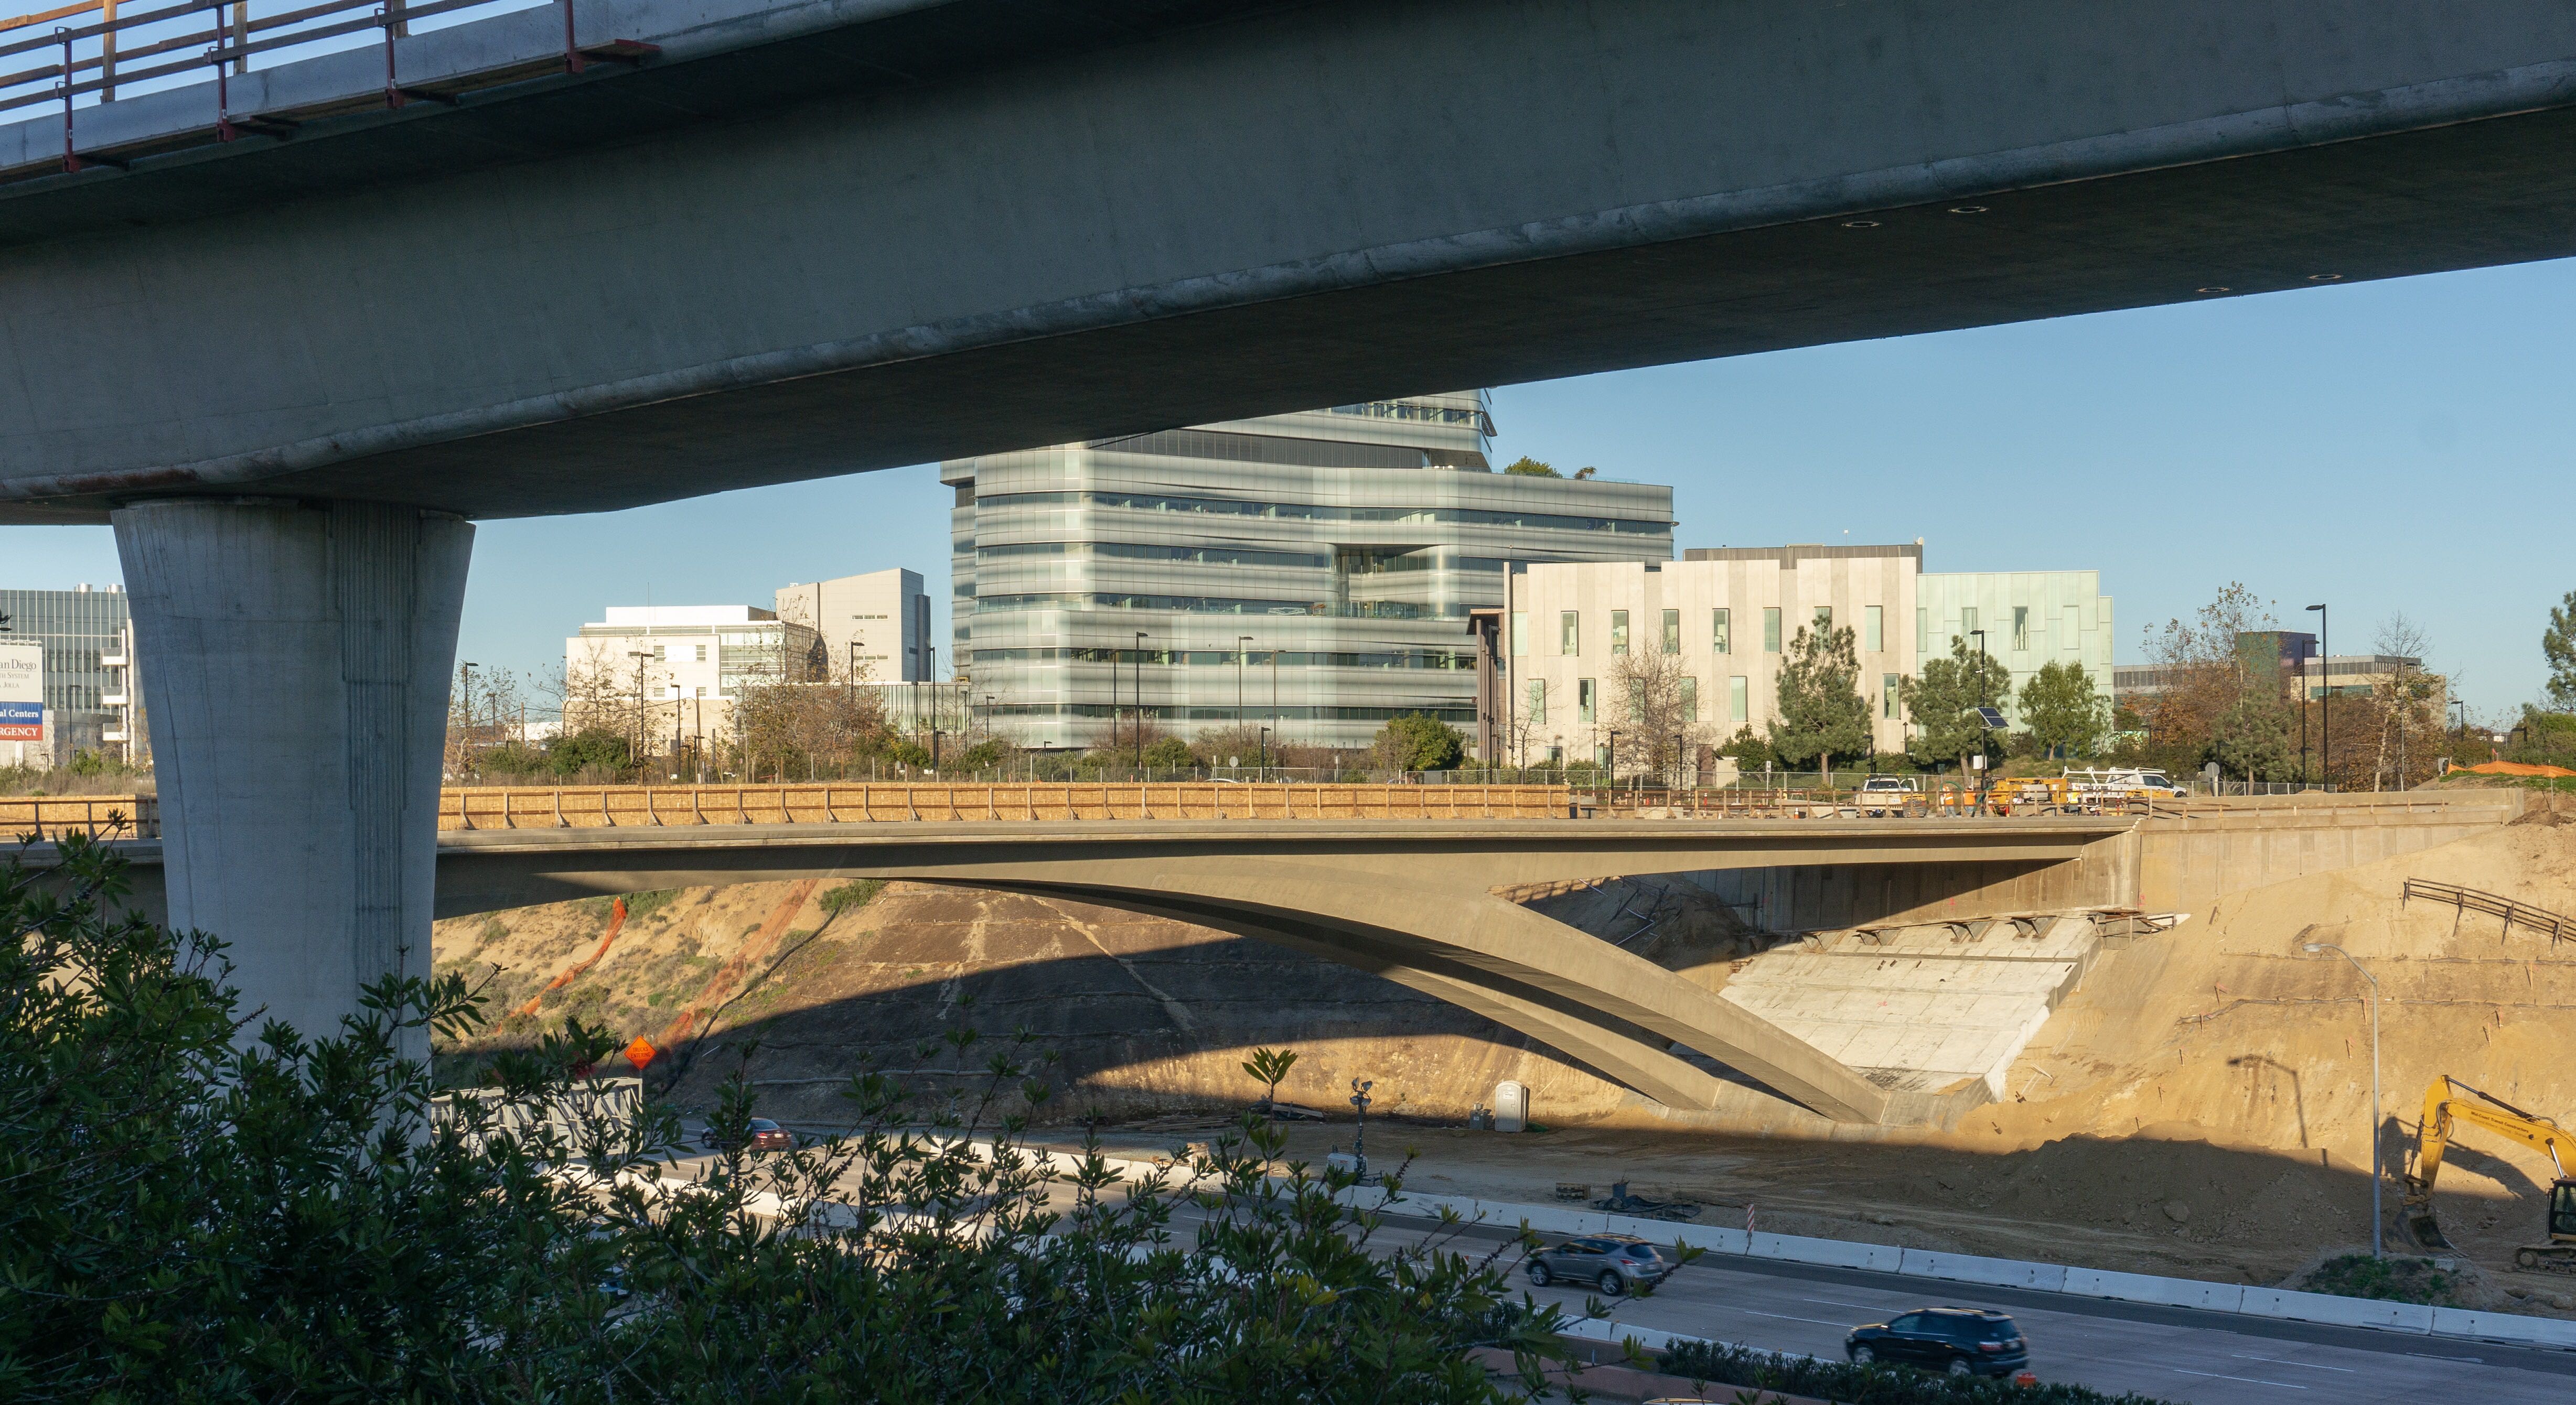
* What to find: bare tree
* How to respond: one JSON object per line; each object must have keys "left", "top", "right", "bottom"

{"left": 2362, "top": 612, "right": 2443, "bottom": 791}
{"left": 1611, "top": 648, "right": 1714, "bottom": 783}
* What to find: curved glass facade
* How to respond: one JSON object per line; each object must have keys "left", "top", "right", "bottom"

{"left": 943, "top": 393, "right": 1674, "bottom": 751}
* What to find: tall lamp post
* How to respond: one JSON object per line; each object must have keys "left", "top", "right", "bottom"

{"left": 627, "top": 650, "right": 653, "bottom": 770}
{"left": 1237, "top": 635, "right": 1253, "bottom": 759}
{"left": 2299, "top": 641, "right": 2312, "bottom": 787}
{"left": 2306, "top": 604, "right": 2328, "bottom": 789}
{"left": 1133, "top": 631, "right": 1149, "bottom": 768}
{"left": 1969, "top": 629, "right": 1991, "bottom": 806}
{"left": 458, "top": 661, "right": 478, "bottom": 773}
{"left": 2304, "top": 940, "right": 2382, "bottom": 1258}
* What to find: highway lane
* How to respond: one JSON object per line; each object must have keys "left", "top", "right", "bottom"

{"left": 667, "top": 1137, "right": 2575, "bottom": 1402}
{"left": 1386, "top": 1215, "right": 2574, "bottom": 1404}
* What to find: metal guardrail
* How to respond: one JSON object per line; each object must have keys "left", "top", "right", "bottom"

{"left": 0, "top": 793, "right": 157, "bottom": 839}
{"left": 2403, "top": 878, "right": 2573, "bottom": 945}
{"left": 3, "top": 0, "right": 651, "bottom": 177}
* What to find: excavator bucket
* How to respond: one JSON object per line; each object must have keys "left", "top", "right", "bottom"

{"left": 2402, "top": 1204, "right": 2453, "bottom": 1252}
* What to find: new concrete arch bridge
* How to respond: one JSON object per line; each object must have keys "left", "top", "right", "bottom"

{"left": 434, "top": 814, "right": 2136, "bottom": 1125}
{"left": 9, "top": 0, "right": 2575, "bottom": 1068}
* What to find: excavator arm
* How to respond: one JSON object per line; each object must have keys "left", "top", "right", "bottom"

{"left": 2402, "top": 1076, "right": 2576, "bottom": 1252}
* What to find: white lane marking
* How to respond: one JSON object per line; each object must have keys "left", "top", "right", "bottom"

{"left": 2405, "top": 1353, "right": 2483, "bottom": 1364}
{"left": 2171, "top": 1368, "right": 2307, "bottom": 1390}
{"left": 1799, "top": 1296, "right": 1888, "bottom": 1311}
{"left": 2230, "top": 1353, "right": 2355, "bottom": 1372}
{"left": 1733, "top": 1309, "right": 1854, "bottom": 1326}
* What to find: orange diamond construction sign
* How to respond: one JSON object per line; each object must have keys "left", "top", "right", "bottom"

{"left": 624, "top": 1036, "right": 657, "bottom": 1071}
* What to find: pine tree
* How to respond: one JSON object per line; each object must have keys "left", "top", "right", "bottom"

{"left": 1767, "top": 625, "right": 1871, "bottom": 781}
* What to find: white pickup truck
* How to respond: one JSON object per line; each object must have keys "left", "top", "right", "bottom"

{"left": 1855, "top": 774, "right": 1922, "bottom": 816}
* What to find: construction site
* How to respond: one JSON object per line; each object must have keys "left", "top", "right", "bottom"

{"left": 430, "top": 783, "right": 2576, "bottom": 1313}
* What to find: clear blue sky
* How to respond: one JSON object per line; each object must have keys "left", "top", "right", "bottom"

{"left": 7, "top": 260, "right": 2570, "bottom": 720}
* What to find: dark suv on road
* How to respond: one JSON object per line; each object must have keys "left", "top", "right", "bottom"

{"left": 1523, "top": 1235, "right": 1673, "bottom": 1295}
{"left": 1845, "top": 1307, "right": 2028, "bottom": 1378}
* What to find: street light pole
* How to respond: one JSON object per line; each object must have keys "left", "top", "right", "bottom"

{"left": 1969, "top": 628, "right": 1991, "bottom": 807}
{"left": 1237, "top": 635, "right": 1252, "bottom": 754}
{"left": 2306, "top": 604, "right": 2328, "bottom": 790}
{"left": 627, "top": 650, "right": 652, "bottom": 770}
{"left": 2304, "top": 941, "right": 2382, "bottom": 1258}
{"left": 1133, "top": 631, "right": 1149, "bottom": 768}
{"left": 458, "top": 661, "right": 478, "bottom": 772}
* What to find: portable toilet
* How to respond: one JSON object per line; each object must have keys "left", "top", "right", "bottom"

{"left": 1494, "top": 1081, "right": 1528, "bottom": 1133}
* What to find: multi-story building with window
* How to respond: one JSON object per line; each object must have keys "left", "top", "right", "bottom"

{"left": 564, "top": 606, "right": 822, "bottom": 746}
{"left": 0, "top": 584, "right": 139, "bottom": 764}
{"left": 1503, "top": 543, "right": 2112, "bottom": 766}
{"left": 941, "top": 392, "right": 1676, "bottom": 751}
{"left": 774, "top": 569, "right": 932, "bottom": 684}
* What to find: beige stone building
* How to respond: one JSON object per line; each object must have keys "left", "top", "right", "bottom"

{"left": 1502, "top": 542, "right": 2113, "bottom": 771}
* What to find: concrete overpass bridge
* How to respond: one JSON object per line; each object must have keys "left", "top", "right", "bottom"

{"left": 88, "top": 812, "right": 2137, "bottom": 1123}
{"left": 7, "top": 0, "right": 2574, "bottom": 1069}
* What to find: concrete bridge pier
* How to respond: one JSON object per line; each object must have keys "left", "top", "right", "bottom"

{"left": 113, "top": 499, "right": 472, "bottom": 1057}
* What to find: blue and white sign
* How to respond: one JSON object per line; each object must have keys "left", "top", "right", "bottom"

{"left": 0, "top": 640, "right": 42, "bottom": 742}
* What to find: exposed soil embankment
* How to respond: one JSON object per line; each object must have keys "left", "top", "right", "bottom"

{"left": 431, "top": 818, "right": 2576, "bottom": 1299}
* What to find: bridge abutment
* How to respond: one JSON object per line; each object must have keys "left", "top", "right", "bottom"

{"left": 114, "top": 499, "right": 471, "bottom": 1055}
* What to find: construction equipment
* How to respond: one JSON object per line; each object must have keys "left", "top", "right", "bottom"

{"left": 2401, "top": 1075, "right": 2576, "bottom": 1273}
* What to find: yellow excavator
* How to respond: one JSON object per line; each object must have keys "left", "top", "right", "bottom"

{"left": 2402, "top": 1075, "right": 2576, "bottom": 1273}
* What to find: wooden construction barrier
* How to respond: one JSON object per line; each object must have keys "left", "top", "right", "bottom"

{"left": 0, "top": 794, "right": 156, "bottom": 840}
{"left": 2403, "top": 878, "right": 2574, "bottom": 946}
{"left": 436, "top": 782, "right": 1574, "bottom": 830}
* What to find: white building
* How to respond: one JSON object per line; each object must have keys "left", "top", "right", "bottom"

{"left": 564, "top": 605, "right": 822, "bottom": 741}
{"left": 775, "top": 569, "right": 932, "bottom": 684}
{"left": 1503, "top": 543, "right": 2112, "bottom": 766}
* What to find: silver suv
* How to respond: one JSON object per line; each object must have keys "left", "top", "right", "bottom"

{"left": 1524, "top": 1235, "right": 1674, "bottom": 1295}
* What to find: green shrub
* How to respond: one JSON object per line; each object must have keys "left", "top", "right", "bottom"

{"left": 4, "top": 837, "right": 1575, "bottom": 1402}
{"left": 819, "top": 879, "right": 884, "bottom": 915}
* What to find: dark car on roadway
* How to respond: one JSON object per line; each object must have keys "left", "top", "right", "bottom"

{"left": 1523, "top": 1235, "right": 1674, "bottom": 1295}
{"left": 704, "top": 1117, "right": 792, "bottom": 1153}
{"left": 1846, "top": 1307, "right": 2028, "bottom": 1378}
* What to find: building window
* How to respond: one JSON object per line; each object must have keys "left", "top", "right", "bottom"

{"left": 1917, "top": 607, "right": 1928, "bottom": 655}
{"left": 1510, "top": 612, "right": 1527, "bottom": 657}
{"left": 2064, "top": 604, "right": 2082, "bottom": 652}
{"left": 1865, "top": 605, "right": 1883, "bottom": 654}
{"left": 1526, "top": 679, "right": 1547, "bottom": 726}
{"left": 1763, "top": 608, "right": 1781, "bottom": 653}
{"left": 1730, "top": 675, "right": 1749, "bottom": 722}
{"left": 1578, "top": 678, "right": 1596, "bottom": 723}
{"left": 1679, "top": 675, "right": 1699, "bottom": 722}
{"left": 1611, "top": 610, "right": 1629, "bottom": 656}
{"left": 1596, "top": 743, "right": 1612, "bottom": 768}
{"left": 1961, "top": 606, "right": 1978, "bottom": 640}
{"left": 1661, "top": 609, "right": 1680, "bottom": 655}
{"left": 2012, "top": 606, "right": 2030, "bottom": 651}
{"left": 1814, "top": 606, "right": 1832, "bottom": 631}
{"left": 1713, "top": 608, "right": 1731, "bottom": 655}
{"left": 1883, "top": 674, "right": 1900, "bottom": 719}
{"left": 1561, "top": 611, "right": 1580, "bottom": 655}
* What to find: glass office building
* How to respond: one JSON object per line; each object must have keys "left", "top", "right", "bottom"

{"left": 0, "top": 584, "right": 137, "bottom": 762}
{"left": 942, "top": 393, "right": 1675, "bottom": 751}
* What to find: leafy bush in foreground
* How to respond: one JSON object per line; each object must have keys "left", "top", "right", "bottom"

{"left": 2, "top": 835, "right": 1573, "bottom": 1403}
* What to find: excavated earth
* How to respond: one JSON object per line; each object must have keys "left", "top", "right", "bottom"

{"left": 432, "top": 807, "right": 2576, "bottom": 1307}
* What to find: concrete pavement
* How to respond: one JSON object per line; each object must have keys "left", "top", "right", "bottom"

{"left": 1395, "top": 1212, "right": 2576, "bottom": 1404}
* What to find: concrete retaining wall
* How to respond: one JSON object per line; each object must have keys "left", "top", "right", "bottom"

{"left": 1685, "top": 792, "right": 2522, "bottom": 931}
